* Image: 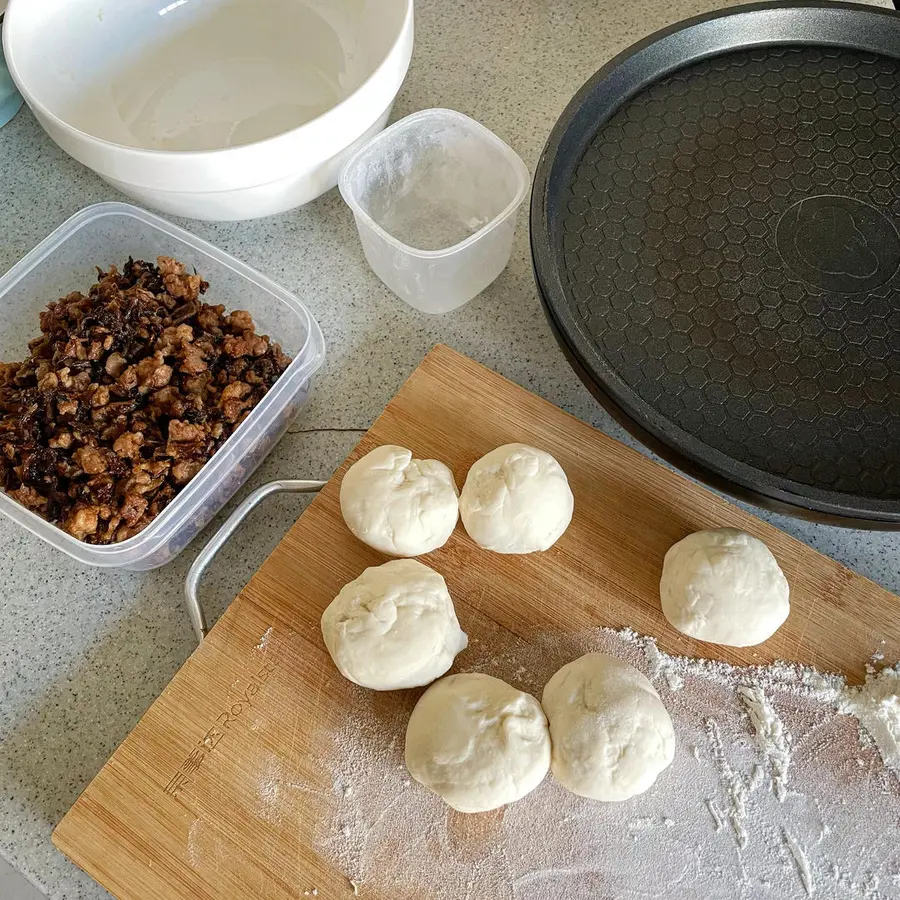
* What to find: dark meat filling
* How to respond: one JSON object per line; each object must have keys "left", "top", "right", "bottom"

{"left": 0, "top": 256, "right": 292, "bottom": 543}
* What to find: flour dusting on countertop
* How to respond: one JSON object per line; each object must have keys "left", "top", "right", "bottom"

{"left": 314, "top": 625, "right": 900, "bottom": 899}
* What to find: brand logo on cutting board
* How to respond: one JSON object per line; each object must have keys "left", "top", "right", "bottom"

{"left": 776, "top": 195, "right": 900, "bottom": 293}
{"left": 164, "top": 659, "right": 278, "bottom": 797}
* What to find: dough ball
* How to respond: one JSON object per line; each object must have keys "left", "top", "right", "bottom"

{"left": 459, "top": 444, "right": 574, "bottom": 554}
{"left": 321, "top": 559, "right": 467, "bottom": 691}
{"left": 340, "top": 445, "right": 459, "bottom": 556}
{"left": 660, "top": 527, "right": 790, "bottom": 647}
{"left": 542, "top": 653, "right": 675, "bottom": 802}
{"left": 405, "top": 673, "right": 551, "bottom": 813}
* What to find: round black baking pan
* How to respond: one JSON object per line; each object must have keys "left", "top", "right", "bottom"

{"left": 531, "top": 1, "right": 900, "bottom": 527}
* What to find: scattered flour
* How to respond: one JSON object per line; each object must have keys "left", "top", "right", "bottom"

{"left": 256, "top": 750, "right": 284, "bottom": 824}
{"left": 627, "top": 815, "right": 674, "bottom": 835}
{"left": 704, "top": 716, "right": 751, "bottom": 848}
{"left": 256, "top": 626, "right": 274, "bottom": 652}
{"left": 644, "top": 638, "right": 685, "bottom": 691}
{"left": 186, "top": 820, "right": 201, "bottom": 869}
{"left": 186, "top": 818, "right": 229, "bottom": 876}
{"left": 837, "top": 664, "right": 900, "bottom": 775}
{"left": 308, "top": 624, "right": 900, "bottom": 899}
{"left": 705, "top": 798, "right": 724, "bottom": 832}
{"left": 738, "top": 684, "right": 792, "bottom": 801}
{"left": 783, "top": 828, "right": 815, "bottom": 897}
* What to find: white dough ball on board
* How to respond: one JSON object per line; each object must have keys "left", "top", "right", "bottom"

{"left": 458, "top": 443, "right": 574, "bottom": 554}
{"left": 340, "top": 445, "right": 459, "bottom": 556}
{"left": 321, "top": 559, "right": 468, "bottom": 691}
{"left": 542, "top": 653, "right": 676, "bottom": 802}
{"left": 660, "top": 527, "right": 790, "bottom": 647}
{"left": 405, "top": 673, "right": 551, "bottom": 813}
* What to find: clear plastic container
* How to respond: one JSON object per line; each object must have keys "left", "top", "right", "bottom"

{"left": 0, "top": 202, "right": 325, "bottom": 570}
{"left": 339, "top": 108, "right": 530, "bottom": 314}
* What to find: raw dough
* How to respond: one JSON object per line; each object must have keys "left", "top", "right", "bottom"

{"left": 542, "top": 653, "right": 676, "bottom": 802}
{"left": 340, "top": 445, "right": 459, "bottom": 556}
{"left": 321, "top": 559, "right": 467, "bottom": 691}
{"left": 405, "top": 673, "right": 551, "bottom": 813}
{"left": 660, "top": 528, "right": 790, "bottom": 647}
{"left": 458, "top": 443, "right": 574, "bottom": 554}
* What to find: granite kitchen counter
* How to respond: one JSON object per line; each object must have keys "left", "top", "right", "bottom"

{"left": 0, "top": 1, "right": 897, "bottom": 897}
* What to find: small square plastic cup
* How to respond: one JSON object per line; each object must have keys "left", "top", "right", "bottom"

{"left": 339, "top": 108, "right": 530, "bottom": 314}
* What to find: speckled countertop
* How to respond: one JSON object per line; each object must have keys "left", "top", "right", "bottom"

{"left": 0, "top": 1, "right": 897, "bottom": 897}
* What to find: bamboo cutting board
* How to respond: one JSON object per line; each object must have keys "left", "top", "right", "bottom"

{"left": 53, "top": 345, "right": 899, "bottom": 900}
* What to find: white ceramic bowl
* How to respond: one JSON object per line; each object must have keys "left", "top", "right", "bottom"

{"left": 3, "top": 0, "right": 413, "bottom": 220}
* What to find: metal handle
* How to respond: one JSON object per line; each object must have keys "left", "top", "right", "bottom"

{"left": 184, "top": 479, "right": 326, "bottom": 643}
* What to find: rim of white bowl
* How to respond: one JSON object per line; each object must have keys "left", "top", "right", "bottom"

{"left": 2, "top": 0, "right": 412, "bottom": 159}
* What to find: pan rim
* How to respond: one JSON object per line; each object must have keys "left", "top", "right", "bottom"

{"left": 531, "top": 0, "right": 900, "bottom": 526}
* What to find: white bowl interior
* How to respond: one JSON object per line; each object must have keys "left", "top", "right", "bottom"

{"left": 8, "top": 0, "right": 407, "bottom": 151}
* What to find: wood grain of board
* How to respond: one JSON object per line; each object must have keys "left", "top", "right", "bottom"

{"left": 53, "top": 345, "right": 900, "bottom": 900}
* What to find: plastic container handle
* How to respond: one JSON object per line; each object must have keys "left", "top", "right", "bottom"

{"left": 184, "top": 479, "right": 326, "bottom": 643}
